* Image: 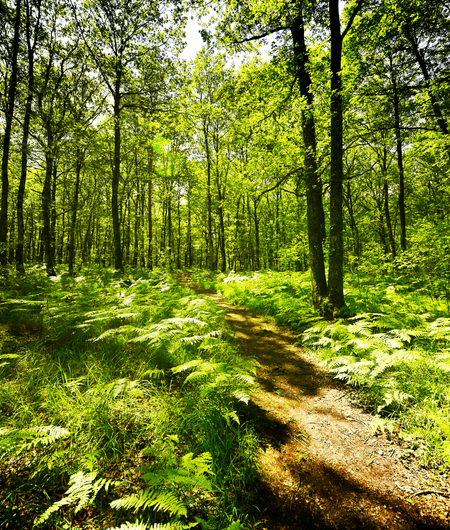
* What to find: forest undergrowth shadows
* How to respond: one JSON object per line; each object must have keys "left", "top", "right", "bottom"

{"left": 201, "top": 268, "right": 450, "bottom": 473}
{"left": 0, "top": 267, "right": 262, "bottom": 529}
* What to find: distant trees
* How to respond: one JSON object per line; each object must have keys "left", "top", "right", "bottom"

{"left": 0, "top": 0, "right": 448, "bottom": 312}
{"left": 73, "top": 0, "right": 185, "bottom": 271}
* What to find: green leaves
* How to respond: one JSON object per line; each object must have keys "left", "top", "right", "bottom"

{"left": 0, "top": 269, "right": 263, "bottom": 527}
{"left": 0, "top": 425, "right": 71, "bottom": 455}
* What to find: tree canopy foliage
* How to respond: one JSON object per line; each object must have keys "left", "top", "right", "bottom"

{"left": 0, "top": 0, "right": 449, "bottom": 311}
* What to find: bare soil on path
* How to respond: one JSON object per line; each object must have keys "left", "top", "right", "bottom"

{"left": 177, "top": 276, "right": 450, "bottom": 529}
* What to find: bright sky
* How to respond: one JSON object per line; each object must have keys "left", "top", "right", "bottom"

{"left": 180, "top": 15, "right": 207, "bottom": 61}
{"left": 180, "top": 14, "right": 272, "bottom": 65}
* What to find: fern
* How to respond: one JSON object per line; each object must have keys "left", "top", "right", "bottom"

{"left": 0, "top": 425, "right": 70, "bottom": 454}
{"left": 36, "top": 470, "right": 121, "bottom": 524}
{"left": 91, "top": 325, "right": 138, "bottom": 342}
{"left": 106, "top": 520, "right": 148, "bottom": 530}
{"left": 171, "top": 359, "right": 254, "bottom": 406}
{"left": 109, "top": 451, "right": 213, "bottom": 528}
{"left": 111, "top": 490, "right": 188, "bottom": 517}
{"left": 87, "top": 378, "right": 145, "bottom": 399}
{"left": 106, "top": 522, "right": 198, "bottom": 530}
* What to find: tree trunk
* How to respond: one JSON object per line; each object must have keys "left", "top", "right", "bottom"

{"left": 176, "top": 192, "right": 182, "bottom": 269}
{"left": 147, "top": 151, "right": 153, "bottom": 270}
{"left": 233, "top": 195, "right": 242, "bottom": 271}
{"left": 327, "top": 0, "right": 345, "bottom": 310}
{"left": 217, "top": 187, "right": 226, "bottom": 272}
{"left": 392, "top": 76, "right": 406, "bottom": 251}
{"left": 203, "top": 122, "right": 214, "bottom": 270}
{"left": 42, "top": 150, "right": 56, "bottom": 276}
{"left": 253, "top": 198, "right": 260, "bottom": 270}
{"left": 404, "top": 25, "right": 449, "bottom": 143}
{"left": 167, "top": 197, "right": 173, "bottom": 269}
{"left": 69, "top": 154, "right": 83, "bottom": 274}
{"left": 345, "top": 181, "right": 360, "bottom": 258}
{"left": 0, "top": 0, "right": 21, "bottom": 267}
{"left": 244, "top": 195, "right": 252, "bottom": 269}
{"left": 383, "top": 180, "right": 396, "bottom": 258}
{"left": 82, "top": 208, "right": 93, "bottom": 264}
{"left": 112, "top": 77, "right": 123, "bottom": 271}
{"left": 17, "top": 0, "right": 39, "bottom": 273}
{"left": 291, "top": 12, "right": 328, "bottom": 308}
{"left": 51, "top": 162, "right": 57, "bottom": 259}
{"left": 186, "top": 188, "right": 192, "bottom": 268}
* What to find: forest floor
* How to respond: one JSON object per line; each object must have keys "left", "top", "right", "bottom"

{"left": 178, "top": 275, "right": 450, "bottom": 529}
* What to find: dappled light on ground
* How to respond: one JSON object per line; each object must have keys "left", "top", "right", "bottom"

{"left": 180, "top": 274, "right": 450, "bottom": 529}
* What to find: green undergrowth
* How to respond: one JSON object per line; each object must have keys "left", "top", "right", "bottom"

{"left": 0, "top": 266, "right": 261, "bottom": 529}
{"left": 204, "top": 269, "right": 450, "bottom": 472}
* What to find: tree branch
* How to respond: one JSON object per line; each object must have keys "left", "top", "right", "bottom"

{"left": 342, "top": 0, "right": 365, "bottom": 41}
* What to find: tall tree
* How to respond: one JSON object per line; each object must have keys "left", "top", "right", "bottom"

{"left": 0, "top": 0, "right": 21, "bottom": 268}
{"left": 327, "top": 0, "right": 364, "bottom": 312}
{"left": 16, "top": 0, "right": 42, "bottom": 273}
{"left": 73, "top": 0, "right": 185, "bottom": 272}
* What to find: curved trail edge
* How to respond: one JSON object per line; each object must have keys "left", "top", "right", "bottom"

{"left": 178, "top": 276, "right": 450, "bottom": 529}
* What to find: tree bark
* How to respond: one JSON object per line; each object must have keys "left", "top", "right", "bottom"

{"left": 217, "top": 183, "right": 226, "bottom": 272}
{"left": 17, "top": 0, "right": 40, "bottom": 273}
{"left": 383, "top": 180, "right": 396, "bottom": 259}
{"left": 253, "top": 198, "right": 261, "bottom": 270}
{"left": 112, "top": 70, "right": 123, "bottom": 271}
{"left": 147, "top": 148, "right": 153, "bottom": 270}
{"left": 203, "top": 121, "right": 214, "bottom": 270}
{"left": 344, "top": 181, "right": 360, "bottom": 258}
{"left": 392, "top": 76, "right": 406, "bottom": 251}
{"left": 42, "top": 148, "right": 56, "bottom": 276}
{"left": 0, "top": 0, "right": 21, "bottom": 267}
{"left": 327, "top": 0, "right": 346, "bottom": 310}
{"left": 68, "top": 153, "right": 83, "bottom": 274}
{"left": 291, "top": 11, "right": 328, "bottom": 308}
{"left": 404, "top": 26, "right": 449, "bottom": 140}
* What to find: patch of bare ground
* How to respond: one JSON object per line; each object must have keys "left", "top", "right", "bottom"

{"left": 177, "top": 276, "right": 450, "bottom": 529}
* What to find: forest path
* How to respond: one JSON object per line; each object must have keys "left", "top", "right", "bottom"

{"left": 175, "top": 275, "right": 450, "bottom": 529}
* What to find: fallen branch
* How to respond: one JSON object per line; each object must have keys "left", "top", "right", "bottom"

{"left": 409, "top": 490, "right": 450, "bottom": 498}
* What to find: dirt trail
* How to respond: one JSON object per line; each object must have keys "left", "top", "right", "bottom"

{"left": 178, "top": 277, "right": 450, "bottom": 529}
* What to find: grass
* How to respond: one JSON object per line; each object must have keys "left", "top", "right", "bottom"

{"left": 204, "top": 267, "right": 450, "bottom": 473}
{"left": 0, "top": 266, "right": 261, "bottom": 529}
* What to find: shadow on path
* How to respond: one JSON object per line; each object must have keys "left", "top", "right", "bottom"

{"left": 176, "top": 275, "right": 450, "bottom": 530}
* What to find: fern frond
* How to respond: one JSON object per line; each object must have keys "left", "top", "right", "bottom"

{"left": 179, "top": 330, "right": 221, "bottom": 345}
{"left": 347, "top": 320, "right": 376, "bottom": 335}
{"left": 87, "top": 378, "right": 145, "bottom": 399}
{"left": 0, "top": 425, "right": 71, "bottom": 454}
{"left": 180, "top": 451, "right": 213, "bottom": 476}
{"left": 0, "top": 353, "right": 20, "bottom": 370}
{"left": 373, "top": 333, "right": 404, "bottom": 349}
{"left": 107, "top": 523, "right": 198, "bottom": 530}
{"left": 348, "top": 312, "right": 385, "bottom": 321}
{"left": 231, "top": 390, "right": 250, "bottom": 404}
{"left": 347, "top": 337, "right": 373, "bottom": 350}
{"left": 37, "top": 470, "right": 121, "bottom": 524}
{"left": 153, "top": 318, "right": 206, "bottom": 330}
{"left": 92, "top": 325, "right": 136, "bottom": 342}
{"left": 111, "top": 490, "right": 187, "bottom": 517}
{"left": 312, "top": 336, "right": 333, "bottom": 347}
{"left": 171, "top": 360, "right": 204, "bottom": 374}
{"left": 232, "top": 373, "right": 255, "bottom": 385}
{"left": 129, "top": 329, "right": 183, "bottom": 344}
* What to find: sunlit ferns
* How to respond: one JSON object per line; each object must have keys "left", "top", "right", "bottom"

{"left": 302, "top": 313, "right": 421, "bottom": 412}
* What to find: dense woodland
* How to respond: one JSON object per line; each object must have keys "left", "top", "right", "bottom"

{"left": 0, "top": 0, "right": 448, "bottom": 312}
{"left": 1, "top": 0, "right": 450, "bottom": 528}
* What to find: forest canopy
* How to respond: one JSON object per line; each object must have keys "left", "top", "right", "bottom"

{"left": 1, "top": 1, "right": 450, "bottom": 527}
{"left": 0, "top": 0, "right": 449, "bottom": 311}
